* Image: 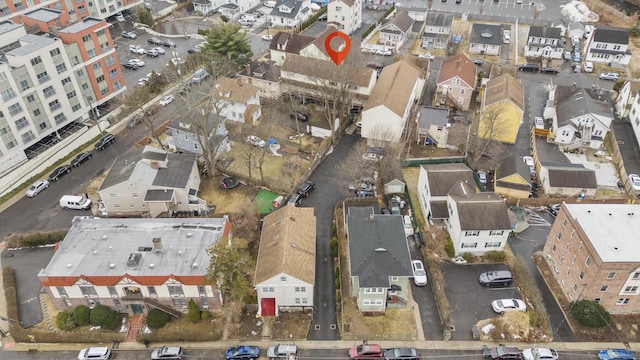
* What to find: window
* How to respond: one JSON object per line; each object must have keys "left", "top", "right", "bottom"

{"left": 1, "top": 88, "right": 16, "bottom": 101}
{"left": 573, "top": 283, "right": 578, "bottom": 292}
{"left": 551, "top": 245, "right": 556, "bottom": 252}
{"left": 562, "top": 218, "right": 567, "bottom": 227}
{"left": 20, "top": 80, "right": 29, "bottom": 91}
{"left": 390, "top": 276, "right": 399, "bottom": 281}
{"left": 107, "top": 286, "right": 118, "bottom": 297}
{"left": 21, "top": 130, "right": 35, "bottom": 143}
{"left": 33, "top": 109, "right": 41, "bottom": 117}
{"left": 594, "top": 298, "right": 601, "bottom": 303}
{"left": 624, "top": 286, "right": 638, "bottom": 293}
{"left": 461, "top": 242, "right": 478, "bottom": 248}
{"left": 37, "top": 71, "right": 50, "bottom": 83}
{"left": 43, "top": 85, "right": 55, "bottom": 97}
{"left": 80, "top": 285, "right": 97, "bottom": 297}
{"left": 585, "top": 257, "right": 591, "bottom": 267}
{"left": 295, "top": 298, "right": 300, "bottom": 304}
{"left": 172, "top": 298, "right": 186, "bottom": 307}
{"left": 56, "top": 287, "right": 68, "bottom": 298}
{"left": 460, "top": 88, "right": 465, "bottom": 95}
{"left": 633, "top": 272, "right": 640, "bottom": 279}
{"left": 363, "top": 299, "right": 384, "bottom": 305}
{"left": 364, "top": 288, "right": 383, "bottom": 294}
{"left": 280, "top": 276, "right": 287, "bottom": 282}
{"left": 148, "top": 287, "right": 157, "bottom": 296}
{"left": 27, "top": 94, "right": 35, "bottom": 103}
{"left": 198, "top": 286, "right": 206, "bottom": 296}
{"left": 607, "top": 272, "right": 616, "bottom": 279}
{"left": 168, "top": 285, "right": 184, "bottom": 297}
{"left": 30, "top": 56, "right": 42, "bottom": 66}
{"left": 262, "top": 287, "right": 274, "bottom": 292}
{"left": 62, "top": 77, "right": 72, "bottom": 86}
{"left": 50, "top": 48, "right": 61, "bottom": 56}
{"left": 489, "top": 230, "right": 504, "bottom": 236}
{"left": 556, "top": 232, "right": 562, "bottom": 241}
{"left": 485, "top": 242, "right": 501, "bottom": 248}
{"left": 8, "top": 103, "right": 22, "bottom": 116}
{"left": 82, "top": 34, "right": 91, "bottom": 42}
{"left": 15, "top": 117, "right": 28, "bottom": 130}
{"left": 579, "top": 271, "right": 584, "bottom": 280}
{"left": 571, "top": 230, "right": 576, "bottom": 238}
{"left": 464, "top": 231, "right": 480, "bottom": 236}
{"left": 55, "top": 63, "right": 67, "bottom": 74}
{"left": 616, "top": 298, "right": 630, "bottom": 305}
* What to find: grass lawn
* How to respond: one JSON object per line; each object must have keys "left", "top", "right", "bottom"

{"left": 255, "top": 189, "right": 280, "bottom": 214}
{"left": 341, "top": 298, "right": 417, "bottom": 341}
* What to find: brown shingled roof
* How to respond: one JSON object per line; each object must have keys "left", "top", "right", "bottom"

{"left": 281, "top": 53, "right": 374, "bottom": 87}
{"left": 437, "top": 53, "right": 476, "bottom": 88}
{"left": 270, "top": 31, "right": 315, "bottom": 53}
{"left": 484, "top": 73, "right": 524, "bottom": 110}
{"left": 363, "top": 59, "right": 425, "bottom": 116}
{"left": 215, "top": 77, "right": 260, "bottom": 103}
{"left": 254, "top": 205, "right": 316, "bottom": 285}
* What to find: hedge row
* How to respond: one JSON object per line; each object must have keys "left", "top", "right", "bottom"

{"left": 4, "top": 229, "right": 68, "bottom": 249}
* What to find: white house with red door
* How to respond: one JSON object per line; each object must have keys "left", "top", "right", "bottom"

{"left": 254, "top": 205, "right": 316, "bottom": 316}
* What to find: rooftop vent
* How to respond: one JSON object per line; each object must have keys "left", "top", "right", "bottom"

{"left": 187, "top": 232, "right": 193, "bottom": 238}
{"left": 109, "top": 263, "right": 115, "bottom": 269}
{"left": 374, "top": 247, "right": 387, "bottom": 252}
{"left": 126, "top": 253, "right": 142, "bottom": 268}
{"left": 152, "top": 238, "right": 162, "bottom": 252}
{"left": 102, "top": 235, "right": 108, "bottom": 240}
{"left": 67, "top": 263, "right": 72, "bottom": 268}
{"left": 192, "top": 262, "right": 198, "bottom": 268}
{"left": 138, "top": 247, "right": 153, "bottom": 252}
{"left": 149, "top": 263, "right": 155, "bottom": 269}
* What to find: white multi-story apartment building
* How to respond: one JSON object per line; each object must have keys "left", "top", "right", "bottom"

{"left": 326, "top": 0, "right": 362, "bottom": 35}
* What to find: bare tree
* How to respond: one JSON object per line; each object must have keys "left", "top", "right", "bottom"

{"left": 468, "top": 102, "right": 509, "bottom": 165}
{"left": 121, "top": 85, "right": 167, "bottom": 146}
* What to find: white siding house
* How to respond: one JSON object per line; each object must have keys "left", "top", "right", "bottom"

{"left": 327, "top": 0, "right": 362, "bottom": 35}
{"left": 422, "top": 12, "right": 454, "bottom": 50}
{"left": 268, "top": 0, "right": 313, "bottom": 28}
{"left": 416, "top": 163, "right": 475, "bottom": 223}
{"left": 584, "top": 26, "right": 632, "bottom": 67}
{"left": 215, "top": 77, "right": 262, "bottom": 124}
{"left": 525, "top": 25, "right": 563, "bottom": 59}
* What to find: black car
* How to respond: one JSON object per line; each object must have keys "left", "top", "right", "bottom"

{"left": 163, "top": 40, "right": 176, "bottom": 48}
{"left": 288, "top": 193, "right": 303, "bottom": 207}
{"left": 540, "top": 67, "right": 559, "bottom": 75}
{"left": 187, "top": 47, "right": 201, "bottom": 54}
{"left": 127, "top": 116, "right": 142, "bottom": 128}
{"left": 95, "top": 134, "right": 116, "bottom": 151}
{"left": 297, "top": 180, "right": 316, "bottom": 197}
{"left": 518, "top": 63, "right": 539, "bottom": 72}
{"left": 147, "top": 37, "right": 162, "bottom": 45}
{"left": 123, "top": 63, "right": 138, "bottom": 70}
{"left": 71, "top": 152, "right": 93, "bottom": 167}
{"left": 48, "top": 165, "right": 71, "bottom": 182}
{"left": 479, "top": 270, "right": 513, "bottom": 287}
{"left": 290, "top": 112, "right": 309, "bottom": 122}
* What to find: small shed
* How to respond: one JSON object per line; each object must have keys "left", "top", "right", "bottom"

{"left": 384, "top": 179, "right": 406, "bottom": 194}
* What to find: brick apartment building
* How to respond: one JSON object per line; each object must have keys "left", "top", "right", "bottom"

{"left": 543, "top": 203, "right": 640, "bottom": 314}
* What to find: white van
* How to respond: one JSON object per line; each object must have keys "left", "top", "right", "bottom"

{"left": 115, "top": 12, "right": 125, "bottom": 22}
{"left": 60, "top": 195, "right": 92, "bottom": 210}
{"left": 264, "top": 0, "right": 276, "bottom": 7}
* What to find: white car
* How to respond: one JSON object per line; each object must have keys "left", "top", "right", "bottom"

{"left": 491, "top": 298, "right": 527, "bottom": 313}
{"left": 261, "top": 34, "right": 273, "bottom": 41}
{"left": 26, "top": 180, "right": 49, "bottom": 198}
{"left": 129, "top": 45, "right": 146, "bottom": 54}
{"left": 146, "top": 71, "right": 161, "bottom": 79}
{"left": 418, "top": 53, "right": 435, "bottom": 59}
{"left": 128, "top": 58, "right": 145, "bottom": 67}
{"left": 78, "top": 347, "right": 111, "bottom": 360}
{"left": 523, "top": 156, "right": 535, "bottom": 168}
{"left": 151, "top": 46, "right": 166, "bottom": 54}
{"left": 599, "top": 72, "right": 619, "bottom": 81}
{"left": 478, "top": 171, "right": 487, "bottom": 185}
{"left": 376, "top": 48, "right": 393, "bottom": 56}
{"left": 522, "top": 348, "right": 559, "bottom": 360}
{"left": 137, "top": 78, "right": 149, "bottom": 87}
{"left": 363, "top": 153, "right": 382, "bottom": 161}
{"left": 629, "top": 174, "right": 640, "bottom": 191}
{"left": 246, "top": 135, "right": 266, "bottom": 148}
{"left": 159, "top": 95, "right": 174, "bottom": 106}
{"left": 167, "top": 58, "right": 185, "bottom": 66}
{"left": 411, "top": 260, "right": 427, "bottom": 286}
{"left": 195, "top": 42, "right": 207, "bottom": 50}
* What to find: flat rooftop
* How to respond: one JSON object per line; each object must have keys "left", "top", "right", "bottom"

{"left": 40, "top": 217, "right": 228, "bottom": 278}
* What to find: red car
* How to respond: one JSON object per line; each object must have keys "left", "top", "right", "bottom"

{"left": 350, "top": 344, "right": 383, "bottom": 359}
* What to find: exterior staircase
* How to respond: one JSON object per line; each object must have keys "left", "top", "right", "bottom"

{"left": 143, "top": 298, "right": 182, "bottom": 318}
{"left": 124, "top": 314, "right": 144, "bottom": 342}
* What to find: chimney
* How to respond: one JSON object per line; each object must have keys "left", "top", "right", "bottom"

{"left": 369, "top": 213, "right": 374, "bottom": 221}
{"left": 152, "top": 237, "right": 162, "bottom": 252}
{"left": 456, "top": 60, "right": 460, "bottom": 70}
{"left": 150, "top": 160, "right": 159, "bottom": 169}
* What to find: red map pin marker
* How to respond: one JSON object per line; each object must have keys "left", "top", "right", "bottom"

{"left": 325, "top": 31, "right": 351, "bottom": 66}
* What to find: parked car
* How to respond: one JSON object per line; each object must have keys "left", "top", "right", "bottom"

{"left": 163, "top": 40, "right": 177, "bottom": 48}
{"left": 478, "top": 270, "right": 513, "bottom": 287}
{"left": 383, "top": 347, "right": 419, "bottom": 360}
{"left": 297, "top": 180, "right": 316, "bottom": 197}
{"left": 261, "top": 34, "right": 273, "bottom": 41}
{"left": 289, "top": 111, "right": 309, "bottom": 122}
{"left": 147, "top": 48, "right": 161, "bottom": 57}
{"left": 502, "top": 29, "right": 511, "bottom": 44}
{"left": 478, "top": 171, "right": 487, "bottom": 185}
{"left": 389, "top": 198, "right": 401, "bottom": 215}
{"left": 522, "top": 156, "right": 534, "bottom": 168}
{"left": 122, "top": 62, "right": 138, "bottom": 70}
{"left": 548, "top": 203, "right": 562, "bottom": 216}
{"left": 226, "top": 345, "right": 260, "bottom": 360}
{"left": 78, "top": 346, "right": 111, "bottom": 360}
{"left": 94, "top": 134, "right": 115, "bottom": 151}
{"left": 376, "top": 48, "right": 393, "bottom": 56}
{"left": 137, "top": 77, "right": 149, "bottom": 87}
{"left": 491, "top": 298, "right": 527, "bottom": 313}
{"left": 540, "top": 67, "right": 559, "bottom": 75}
{"left": 482, "top": 345, "right": 522, "bottom": 359}
{"left": 599, "top": 72, "right": 619, "bottom": 81}
{"left": 318, "top": 13, "right": 328, "bottom": 21}
{"left": 598, "top": 348, "right": 636, "bottom": 360}
{"left": 583, "top": 61, "right": 594, "bottom": 72}
{"left": 187, "top": 47, "right": 201, "bottom": 54}
{"left": 129, "top": 45, "right": 146, "bottom": 54}
{"left": 563, "top": 50, "right": 571, "bottom": 60}
{"left": 629, "top": 174, "right": 640, "bottom": 191}
{"left": 246, "top": 135, "right": 266, "bottom": 148}
{"left": 192, "top": 68, "right": 209, "bottom": 84}
{"left": 411, "top": 260, "right": 427, "bottom": 286}
{"left": 522, "top": 348, "right": 558, "bottom": 360}
{"left": 267, "top": 344, "right": 298, "bottom": 359}
{"left": 151, "top": 346, "right": 184, "bottom": 360}
{"left": 26, "top": 180, "right": 49, "bottom": 197}
{"left": 127, "top": 58, "right": 145, "bottom": 67}
{"left": 362, "top": 153, "right": 382, "bottom": 161}
{"left": 264, "top": 0, "right": 276, "bottom": 7}
{"left": 147, "top": 37, "right": 163, "bottom": 45}
{"left": 349, "top": 344, "right": 383, "bottom": 359}
{"left": 572, "top": 51, "right": 581, "bottom": 62}
{"left": 418, "top": 53, "right": 435, "bottom": 59}
{"left": 121, "top": 31, "right": 137, "bottom": 39}
{"left": 48, "top": 165, "right": 71, "bottom": 182}
{"left": 287, "top": 193, "right": 303, "bottom": 207}
{"left": 71, "top": 152, "right": 93, "bottom": 167}
{"left": 127, "top": 116, "right": 143, "bottom": 128}
{"left": 151, "top": 47, "right": 166, "bottom": 54}
{"left": 518, "top": 63, "right": 539, "bottom": 72}
{"left": 159, "top": 95, "right": 174, "bottom": 106}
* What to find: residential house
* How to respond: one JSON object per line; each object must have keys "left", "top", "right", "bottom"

{"left": 280, "top": 53, "right": 376, "bottom": 107}
{"left": 168, "top": 112, "right": 230, "bottom": 160}
{"left": 478, "top": 73, "right": 524, "bottom": 144}
{"left": 422, "top": 12, "right": 454, "bottom": 50}
{"left": 525, "top": 25, "right": 564, "bottom": 59}
{"left": 378, "top": 10, "right": 414, "bottom": 49}
{"left": 346, "top": 207, "right": 412, "bottom": 313}
{"left": 538, "top": 162, "right": 597, "bottom": 198}
{"left": 237, "top": 60, "right": 282, "bottom": 99}
{"left": 361, "top": 59, "right": 426, "bottom": 144}
{"left": 479, "top": 63, "right": 518, "bottom": 88}
{"left": 298, "top": 28, "right": 340, "bottom": 61}
{"left": 327, "top": 0, "right": 362, "bottom": 35}
{"left": 435, "top": 53, "right": 476, "bottom": 110}
{"left": 269, "top": 31, "right": 316, "bottom": 66}
{"left": 446, "top": 181, "right": 511, "bottom": 256}
{"left": 38, "top": 217, "right": 231, "bottom": 316}
{"left": 416, "top": 106, "right": 450, "bottom": 148}
{"left": 417, "top": 163, "right": 475, "bottom": 223}
{"left": 493, "top": 155, "right": 534, "bottom": 199}
{"left": 192, "top": 0, "right": 220, "bottom": 15}
{"left": 214, "top": 77, "right": 262, "bottom": 124}
{"left": 627, "top": 90, "right": 640, "bottom": 147}
{"left": 98, "top": 146, "right": 208, "bottom": 217}
{"left": 584, "top": 26, "right": 632, "bottom": 67}
{"left": 268, "top": 0, "right": 313, "bottom": 29}
{"left": 614, "top": 81, "right": 633, "bottom": 119}
{"left": 255, "top": 205, "right": 316, "bottom": 316}
{"left": 469, "top": 23, "right": 502, "bottom": 56}
{"left": 218, "top": 3, "right": 242, "bottom": 19}
{"left": 547, "top": 84, "right": 613, "bottom": 150}
{"left": 543, "top": 203, "right": 640, "bottom": 314}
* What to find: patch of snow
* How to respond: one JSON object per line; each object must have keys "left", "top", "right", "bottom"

{"left": 513, "top": 335, "right": 522, "bottom": 339}
{"left": 141, "top": 325, "right": 152, "bottom": 334}
{"left": 481, "top": 323, "right": 495, "bottom": 334}
{"left": 119, "top": 324, "right": 128, "bottom": 333}
{"left": 89, "top": 326, "right": 101, "bottom": 331}
{"left": 560, "top": 1, "right": 599, "bottom": 22}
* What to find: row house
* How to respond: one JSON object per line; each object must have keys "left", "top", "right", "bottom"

{"left": 38, "top": 217, "right": 231, "bottom": 316}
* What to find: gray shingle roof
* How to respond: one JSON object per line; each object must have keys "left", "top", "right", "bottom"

{"left": 421, "top": 163, "right": 475, "bottom": 196}
{"left": 270, "top": 31, "right": 315, "bottom": 53}
{"left": 593, "top": 26, "right": 629, "bottom": 45}
{"left": 270, "top": 0, "right": 309, "bottom": 19}
{"left": 425, "top": 12, "right": 454, "bottom": 28}
{"left": 381, "top": 10, "right": 414, "bottom": 34}
{"left": 541, "top": 162, "right": 598, "bottom": 189}
{"left": 347, "top": 207, "right": 412, "bottom": 288}
{"left": 528, "top": 25, "right": 561, "bottom": 39}
{"left": 470, "top": 23, "right": 502, "bottom": 46}
{"left": 448, "top": 181, "right": 511, "bottom": 231}
{"left": 418, "top": 106, "right": 449, "bottom": 129}
{"left": 555, "top": 85, "right": 612, "bottom": 127}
